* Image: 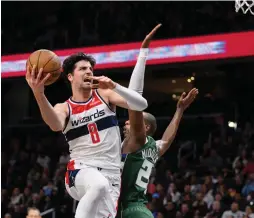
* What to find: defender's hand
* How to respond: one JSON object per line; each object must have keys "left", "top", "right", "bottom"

{"left": 26, "top": 65, "right": 51, "bottom": 94}
{"left": 141, "top": 23, "right": 162, "bottom": 48}
{"left": 177, "top": 88, "right": 198, "bottom": 111}
{"left": 88, "top": 76, "right": 116, "bottom": 90}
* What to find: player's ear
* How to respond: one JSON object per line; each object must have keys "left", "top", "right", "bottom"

{"left": 145, "top": 124, "right": 151, "bottom": 133}
{"left": 67, "top": 73, "right": 73, "bottom": 82}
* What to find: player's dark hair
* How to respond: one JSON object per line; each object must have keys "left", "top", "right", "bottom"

{"left": 62, "top": 52, "right": 96, "bottom": 75}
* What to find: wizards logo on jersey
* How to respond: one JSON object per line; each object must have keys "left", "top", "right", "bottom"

{"left": 71, "top": 109, "right": 106, "bottom": 127}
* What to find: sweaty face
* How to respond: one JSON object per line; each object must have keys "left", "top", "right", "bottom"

{"left": 68, "top": 60, "right": 94, "bottom": 90}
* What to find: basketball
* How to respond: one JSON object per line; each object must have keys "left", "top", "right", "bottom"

{"left": 27, "top": 49, "right": 62, "bottom": 86}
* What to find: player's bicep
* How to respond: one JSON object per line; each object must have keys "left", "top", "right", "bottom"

{"left": 156, "top": 140, "right": 167, "bottom": 157}
{"left": 53, "top": 103, "right": 68, "bottom": 131}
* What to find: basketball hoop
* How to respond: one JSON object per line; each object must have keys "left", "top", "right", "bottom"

{"left": 235, "top": 0, "right": 254, "bottom": 15}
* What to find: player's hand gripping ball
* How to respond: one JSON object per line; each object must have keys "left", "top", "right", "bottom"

{"left": 26, "top": 49, "right": 62, "bottom": 86}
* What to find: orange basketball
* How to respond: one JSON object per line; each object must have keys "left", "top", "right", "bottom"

{"left": 27, "top": 49, "right": 62, "bottom": 86}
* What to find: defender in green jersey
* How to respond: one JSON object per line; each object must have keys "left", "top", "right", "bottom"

{"left": 118, "top": 89, "right": 198, "bottom": 218}
{"left": 115, "top": 23, "right": 198, "bottom": 218}
{"left": 117, "top": 94, "right": 198, "bottom": 218}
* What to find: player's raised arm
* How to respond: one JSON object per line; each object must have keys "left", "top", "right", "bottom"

{"left": 121, "top": 24, "right": 162, "bottom": 152}
{"left": 89, "top": 24, "right": 162, "bottom": 113}
{"left": 26, "top": 65, "right": 68, "bottom": 132}
{"left": 125, "top": 24, "right": 162, "bottom": 150}
{"left": 129, "top": 23, "right": 162, "bottom": 94}
{"left": 157, "top": 88, "right": 198, "bottom": 156}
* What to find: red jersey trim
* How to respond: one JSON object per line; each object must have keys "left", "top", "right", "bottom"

{"left": 66, "top": 90, "right": 103, "bottom": 115}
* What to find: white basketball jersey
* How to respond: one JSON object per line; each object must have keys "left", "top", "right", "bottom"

{"left": 63, "top": 90, "right": 121, "bottom": 170}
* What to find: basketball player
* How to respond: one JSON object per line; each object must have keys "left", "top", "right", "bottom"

{"left": 118, "top": 89, "right": 198, "bottom": 218}
{"left": 116, "top": 25, "right": 198, "bottom": 216}
{"left": 25, "top": 25, "right": 160, "bottom": 218}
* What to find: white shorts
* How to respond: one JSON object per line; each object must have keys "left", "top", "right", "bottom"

{"left": 65, "top": 165, "right": 121, "bottom": 218}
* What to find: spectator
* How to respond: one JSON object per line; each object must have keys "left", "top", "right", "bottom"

{"left": 58, "top": 152, "right": 70, "bottom": 165}
{"left": 214, "top": 192, "right": 227, "bottom": 210}
{"left": 243, "top": 151, "right": 254, "bottom": 175}
{"left": 20, "top": 187, "right": 32, "bottom": 213}
{"left": 29, "top": 172, "right": 42, "bottom": 194}
{"left": 147, "top": 181, "right": 156, "bottom": 195}
{"left": 233, "top": 149, "right": 248, "bottom": 171}
{"left": 242, "top": 173, "right": 254, "bottom": 197}
{"left": 206, "top": 200, "right": 223, "bottom": 218}
{"left": 190, "top": 175, "right": 201, "bottom": 195}
{"left": 163, "top": 201, "right": 177, "bottom": 217}
{"left": 202, "top": 184, "right": 214, "bottom": 209}
{"left": 168, "top": 183, "right": 181, "bottom": 204}
{"left": 156, "top": 211, "right": 164, "bottom": 218}
{"left": 229, "top": 174, "right": 244, "bottom": 194}
{"left": 26, "top": 207, "right": 41, "bottom": 218}
{"left": 9, "top": 188, "right": 24, "bottom": 209}
{"left": 192, "top": 192, "right": 209, "bottom": 217}
{"left": 215, "top": 174, "right": 225, "bottom": 187}
{"left": 43, "top": 181, "right": 57, "bottom": 197}
{"left": 221, "top": 202, "right": 245, "bottom": 218}
{"left": 4, "top": 213, "right": 12, "bottom": 218}
{"left": 36, "top": 152, "right": 50, "bottom": 170}
{"left": 27, "top": 194, "right": 43, "bottom": 211}
{"left": 178, "top": 203, "right": 193, "bottom": 218}
{"left": 244, "top": 205, "right": 254, "bottom": 218}
{"left": 181, "top": 184, "right": 194, "bottom": 204}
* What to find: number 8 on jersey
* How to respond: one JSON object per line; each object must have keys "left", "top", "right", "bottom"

{"left": 88, "top": 123, "right": 100, "bottom": 144}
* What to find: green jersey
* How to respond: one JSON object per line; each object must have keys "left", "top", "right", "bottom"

{"left": 120, "top": 136, "right": 159, "bottom": 207}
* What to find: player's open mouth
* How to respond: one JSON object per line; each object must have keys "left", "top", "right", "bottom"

{"left": 83, "top": 79, "right": 91, "bottom": 83}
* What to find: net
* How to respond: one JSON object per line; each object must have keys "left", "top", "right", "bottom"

{"left": 235, "top": 0, "right": 254, "bottom": 15}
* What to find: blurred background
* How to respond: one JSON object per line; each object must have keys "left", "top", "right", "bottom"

{"left": 1, "top": 2, "right": 254, "bottom": 218}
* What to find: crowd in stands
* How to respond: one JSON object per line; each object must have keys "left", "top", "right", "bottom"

{"left": 2, "top": 2, "right": 254, "bottom": 55}
{"left": 147, "top": 121, "right": 254, "bottom": 218}
{"left": 1, "top": 132, "right": 73, "bottom": 218}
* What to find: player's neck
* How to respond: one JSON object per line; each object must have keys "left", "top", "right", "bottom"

{"left": 72, "top": 89, "right": 92, "bottom": 102}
